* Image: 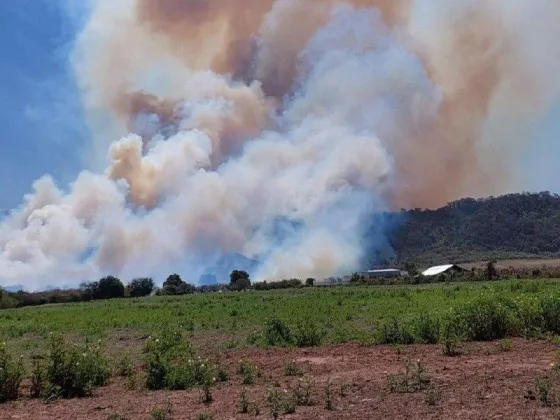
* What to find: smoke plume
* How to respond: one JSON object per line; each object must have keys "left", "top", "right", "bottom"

{"left": 1, "top": 0, "right": 559, "bottom": 290}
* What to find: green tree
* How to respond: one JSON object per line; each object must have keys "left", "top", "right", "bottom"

{"left": 162, "top": 274, "right": 185, "bottom": 295}
{"left": 230, "top": 270, "right": 251, "bottom": 291}
{"left": 98, "top": 276, "right": 125, "bottom": 299}
{"left": 128, "top": 278, "right": 155, "bottom": 297}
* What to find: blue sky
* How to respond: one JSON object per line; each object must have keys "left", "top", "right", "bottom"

{"left": 0, "top": 1, "right": 559, "bottom": 212}
{"left": 0, "top": 0, "right": 89, "bottom": 211}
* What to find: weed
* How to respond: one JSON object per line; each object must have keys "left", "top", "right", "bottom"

{"left": 237, "top": 360, "right": 259, "bottom": 385}
{"left": 442, "top": 339, "right": 461, "bottom": 357}
{"left": 284, "top": 359, "right": 300, "bottom": 377}
{"left": 115, "top": 352, "right": 133, "bottom": 377}
{"left": 267, "top": 388, "right": 281, "bottom": 419}
{"left": 413, "top": 314, "right": 441, "bottom": 344}
{"left": 44, "top": 334, "right": 110, "bottom": 399}
{"left": 107, "top": 414, "right": 126, "bottom": 420}
{"left": 215, "top": 367, "right": 229, "bottom": 382}
{"left": 293, "top": 376, "right": 314, "bottom": 406}
{"left": 324, "top": 378, "right": 334, "bottom": 410}
{"left": 30, "top": 357, "right": 46, "bottom": 398}
{"left": 424, "top": 387, "right": 441, "bottom": 406}
{"left": 150, "top": 401, "right": 173, "bottom": 420}
{"left": 238, "top": 387, "right": 251, "bottom": 413}
{"left": 264, "top": 318, "right": 292, "bottom": 347}
{"left": 293, "top": 320, "right": 325, "bottom": 347}
{"left": 535, "top": 376, "right": 553, "bottom": 407}
{"left": 194, "top": 413, "right": 214, "bottom": 420}
{"left": 0, "top": 341, "right": 24, "bottom": 403}
{"left": 376, "top": 319, "right": 414, "bottom": 345}
{"left": 388, "top": 359, "right": 430, "bottom": 393}
{"left": 498, "top": 338, "right": 512, "bottom": 352}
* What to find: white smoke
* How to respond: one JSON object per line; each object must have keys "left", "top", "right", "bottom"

{"left": 1, "top": 0, "right": 559, "bottom": 290}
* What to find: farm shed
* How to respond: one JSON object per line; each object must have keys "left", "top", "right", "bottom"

{"left": 421, "top": 264, "right": 466, "bottom": 277}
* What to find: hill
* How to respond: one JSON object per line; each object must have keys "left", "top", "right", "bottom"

{"left": 389, "top": 191, "right": 560, "bottom": 265}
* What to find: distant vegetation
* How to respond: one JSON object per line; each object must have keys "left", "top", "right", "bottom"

{"left": 389, "top": 192, "right": 560, "bottom": 265}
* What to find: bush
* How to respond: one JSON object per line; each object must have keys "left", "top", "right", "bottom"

{"left": 412, "top": 314, "right": 440, "bottom": 344}
{"left": 0, "top": 342, "right": 24, "bottom": 403}
{"left": 375, "top": 319, "right": 414, "bottom": 345}
{"left": 44, "top": 334, "right": 110, "bottom": 399}
{"left": 442, "top": 296, "right": 515, "bottom": 342}
{"left": 128, "top": 278, "right": 155, "bottom": 297}
{"left": 145, "top": 327, "right": 214, "bottom": 391}
{"left": 293, "top": 320, "right": 324, "bottom": 347}
{"left": 264, "top": 317, "right": 292, "bottom": 347}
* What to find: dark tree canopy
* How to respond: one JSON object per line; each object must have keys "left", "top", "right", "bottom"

{"left": 162, "top": 274, "right": 196, "bottom": 295}
{"left": 128, "top": 278, "right": 155, "bottom": 297}
{"left": 98, "top": 276, "right": 125, "bottom": 299}
{"left": 230, "top": 270, "right": 251, "bottom": 291}
{"left": 386, "top": 192, "right": 560, "bottom": 265}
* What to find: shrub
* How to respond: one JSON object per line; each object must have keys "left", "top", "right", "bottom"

{"left": 293, "top": 320, "right": 324, "bottom": 347}
{"left": 293, "top": 376, "right": 314, "bottom": 406}
{"left": 145, "top": 327, "right": 216, "bottom": 391}
{"left": 44, "top": 334, "right": 110, "bottom": 399}
{"left": 0, "top": 341, "right": 24, "bottom": 403}
{"left": 442, "top": 296, "right": 515, "bottom": 342}
{"left": 284, "top": 360, "right": 300, "bottom": 377}
{"left": 375, "top": 319, "right": 414, "bottom": 345}
{"left": 150, "top": 401, "right": 173, "bottom": 420}
{"left": 264, "top": 318, "right": 292, "bottom": 347}
{"left": 237, "top": 360, "right": 259, "bottom": 385}
{"left": 540, "top": 295, "right": 560, "bottom": 335}
{"left": 413, "top": 314, "right": 440, "bottom": 344}
{"left": 535, "top": 376, "right": 553, "bottom": 407}
{"left": 324, "top": 378, "right": 334, "bottom": 410}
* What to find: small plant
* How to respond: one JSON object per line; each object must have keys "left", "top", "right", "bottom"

{"left": 284, "top": 359, "right": 300, "bottom": 377}
{"left": 424, "top": 387, "right": 441, "bottom": 406}
{"left": 193, "top": 413, "right": 214, "bottom": 420}
{"left": 107, "top": 414, "right": 126, "bottom": 420}
{"left": 30, "top": 357, "right": 46, "bottom": 398}
{"left": 238, "top": 387, "right": 251, "bottom": 413}
{"left": 237, "top": 360, "right": 259, "bottom": 385}
{"left": 215, "top": 367, "right": 229, "bottom": 382}
{"left": 116, "top": 352, "right": 134, "bottom": 377}
{"left": 0, "top": 341, "right": 24, "bottom": 403}
{"left": 498, "top": 338, "right": 511, "bottom": 352}
{"left": 293, "top": 320, "right": 325, "bottom": 347}
{"left": 125, "top": 371, "right": 138, "bottom": 390}
{"left": 264, "top": 317, "right": 293, "bottom": 347}
{"left": 535, "top": 376, "right": 553, "bottom": 407}
{"left": 293, "top": 376, "right": 314, "bottom": 406}
{"left": 150, "top": 401, "right": 173, "bottom": 420}
{"left": 388, "top": 359, "right": 430, "bottom": 393}
{"left": 442, "top": 339, "right": 461, "bottom": 357}
{"left": 267, "top": 388, "right": 281, "bottom": 419}
{"left": 43, "top": 334, "right": 110, "bottom": 399}
{"left": 324, "top": 378, "right": 334, "bottom": 410}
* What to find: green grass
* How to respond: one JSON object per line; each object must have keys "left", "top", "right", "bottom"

{"left": 1, "top": 279, "right": 560, "bottom": 351}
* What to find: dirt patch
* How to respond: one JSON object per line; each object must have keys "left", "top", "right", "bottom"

{"left": 1, "top": 339, "right": 559, "bottom": 419}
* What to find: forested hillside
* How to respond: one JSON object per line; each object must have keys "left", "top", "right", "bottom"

{"left": 390, "top": 192, "right": 560, "bottom": 265}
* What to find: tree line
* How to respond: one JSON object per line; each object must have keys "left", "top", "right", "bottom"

{"left": 0, "top": 270, "right": 316, "bottom": 310}
{"left": 387, "top": 191, "right": 560, "bottom": 265}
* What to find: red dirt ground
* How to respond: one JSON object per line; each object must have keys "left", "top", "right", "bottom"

{"left": 1, "top": 339, "right": 559, "bottom": 420}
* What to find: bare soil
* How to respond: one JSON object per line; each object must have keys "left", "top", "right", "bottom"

{"left": 2, "top": 339, "right": 559, "bottom": 420}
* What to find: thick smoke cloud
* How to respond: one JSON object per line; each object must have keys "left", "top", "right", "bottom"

{"left": 1, "top": 0, "right": 559, "bottom": 290}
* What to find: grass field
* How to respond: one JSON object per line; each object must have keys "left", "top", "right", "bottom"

{"left": 3, "top": 278, "right": 560, "bottom": 418}
{"left": 2, "top": 278, "right": 560, "bottom": 355}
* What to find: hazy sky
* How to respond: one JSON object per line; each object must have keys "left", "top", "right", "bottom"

{"left": 0, "top": 0, "right": 559, "bottom": 211}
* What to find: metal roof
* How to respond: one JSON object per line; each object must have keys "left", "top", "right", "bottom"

{"left": 422, "top": 264, "right": 456, "bottom": 276}
{"left": 363, "top": 269, "right": 401, "bottom": 273}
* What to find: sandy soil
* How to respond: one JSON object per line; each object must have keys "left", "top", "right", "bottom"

{"left": 1, "top": 339, "right": 559, "bottom": 420}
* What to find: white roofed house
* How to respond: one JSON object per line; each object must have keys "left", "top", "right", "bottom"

{"left": 421, "top": 264, "right": 466, "bottom": 277}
